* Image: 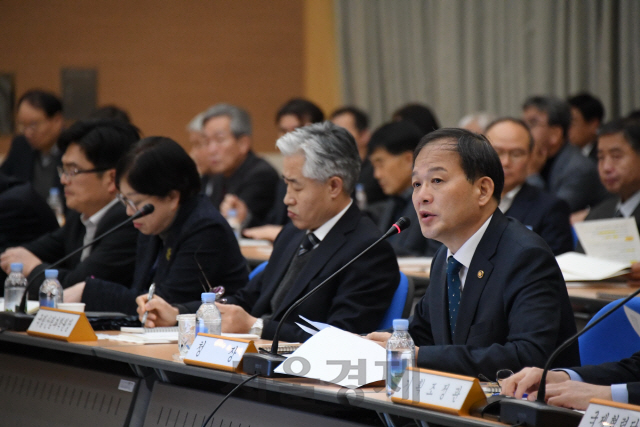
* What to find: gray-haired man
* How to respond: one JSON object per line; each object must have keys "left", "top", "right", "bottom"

{"left": 200, "top": 103, "right": 279, "bottom": 227}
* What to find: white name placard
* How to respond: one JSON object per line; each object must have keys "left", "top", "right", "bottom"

{"left": 28, "top": 309, "right": 80, "bottom": 337}
{"left": 183, "top": 333, "right": 257, "bottom": 372}
{"left": 26, "top": 307, "right": 97, "bottom": 342}
{"left": 391, "top": 367, "right": 486, "bottom": 416}
{"left": 580, "top": 398, "right": 640, "bottom": 427}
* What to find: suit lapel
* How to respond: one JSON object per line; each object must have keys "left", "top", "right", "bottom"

{"left": 453, "top": 211, "right": 507, "bottom": 344}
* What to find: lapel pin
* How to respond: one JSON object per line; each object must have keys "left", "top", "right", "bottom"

{"left": 166, "top": 248, "right": 172, "bottom": 261}
{"left": 477, "top": 270, "right": 484, "bottom": 278}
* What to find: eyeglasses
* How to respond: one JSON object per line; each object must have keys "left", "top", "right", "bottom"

{"left": 494, "top": 149, "right": 528, "bottom": 161}
{"left": 57, "top": 166, "right": 108, "bottom": 179}
{"left": 116, "top": 193, "right": 142, "bottom": 212}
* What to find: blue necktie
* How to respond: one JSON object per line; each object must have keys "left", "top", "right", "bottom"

{"left": 298, "top": 233, "right": 319, "bottom": 257}
{"left": 447, "top": 256, "right": 463, "bottom": 339}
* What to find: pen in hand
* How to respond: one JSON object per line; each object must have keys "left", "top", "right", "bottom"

{"left": 141, "top": 283, "right": 156, "bottom": 326}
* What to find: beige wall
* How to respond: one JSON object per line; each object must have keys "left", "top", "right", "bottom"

{"left": 0, "top": 0, "right": 318, "bottom": 155}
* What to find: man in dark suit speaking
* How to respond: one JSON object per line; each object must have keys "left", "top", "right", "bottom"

{"left": 137, "top": 122, "right": 400, "bottom": 343}
{"left": 369, "top": 128, "right": 579, "bottom": 378}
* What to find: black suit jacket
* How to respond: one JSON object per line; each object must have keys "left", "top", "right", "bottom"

{"left": 0, "top": 173, "right": 59, "bottom": 253}
{"left": 505, "top": 183, "right": 574, "bottom": 255}
{"left": 573, "top": 351, "right": 640, "bottom": 404}
{"left": 367, "top": 192, "right": 441, "bottom": 257}
{"left": 225, "top": 203, "right": 400, "bottom": 343}
{"left": 409, "top": 209, "right": 580, "bottom": 378}
{"left": 23, "top": 201, "right": 138, "bottom": 292}
{"left": 0, "top": 135, "right": 63, "bottom": 201}
{"left": 202, "top": 151, "right": 279, "bottom": 227}
{"left": 82, "top": 195, "right": 248, "bottom": 313}
{"left": 576, "top": 196, "right": 640, "bottom": 253}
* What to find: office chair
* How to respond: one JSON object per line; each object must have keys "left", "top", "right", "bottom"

{"left": 578, "top": 297, "right": 640, "bottom": 366}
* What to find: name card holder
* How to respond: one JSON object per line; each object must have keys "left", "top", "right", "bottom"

{"left": 26, "top": 307, "right": 97, "bottom": 342}
{"left": 391, "top": 367, "right": 486, "bottom": 416}
{"left": 183, "top": 333, "right": 257, "bottom": 373}
{"left": 580, "top": 398, "right": 640, "bottom": 426}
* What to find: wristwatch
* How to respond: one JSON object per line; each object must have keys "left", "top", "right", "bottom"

{"left": 249, "top": 318, "right": 264, "bottom": 337}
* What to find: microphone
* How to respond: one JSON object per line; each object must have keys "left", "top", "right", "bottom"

{"left": 2, "top": 203, "right": 154, "bottom": 329}
{"left": 242, "top": 217, "right": 411, "bottom": 377}
{"left": 499, "top": 286, "right": 640, "bottom": 426}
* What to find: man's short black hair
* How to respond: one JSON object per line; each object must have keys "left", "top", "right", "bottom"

{"left": 567, "top": 93, "right": 605, "bottom": 123}
{"left": 58, "top": 119, "right": 140, "bottom": 171}
{"left": 275, "top": 98, "right": 324, "bottom": 125}
{"left": 116, "top": 136, "right": 201, "bottom": 204}
{"left": 17, "top": 89, "right": 63, "bottom": 117}
{"left": 522, "top": 96, "right": 572, "bottom": 139}
{"left": 330, "top": 106, "right": 369, "bottom": 132}
{"left": 368, "top": 121, "right": 423, "bottom": 156}
{"left": 414, "top": 128, "right": 504, "bottom": 202}
{"left": 599, "top": 118, "right": 640, "bottom": 154}
{"left": 392, "top": 103, "right": 440, "bottom": 136}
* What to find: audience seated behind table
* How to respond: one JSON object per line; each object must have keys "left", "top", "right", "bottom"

{"left": 501, "top": 350, "right": 640, "bottom": 410}
{"left": 63, "top": 136, "right": 248, "bottom": 313}
{"left": 484, "top": 117, "right": 574, "bottom": 255}
{"left": 136, "top": 122, "right": 399, "bottom": 344}
{"left": 367, "top": 128, "right": 579, "bottom": 379}
{"left": 200, "top": 103, "right": 280, "bottom": 229}
{"left": 0, "top": 89, "right": 65, "bottom": 203}
{"left": 221, "top": 98, "right": 327, "bottom": 242}
{"left": 365, "top": 120, "right": 441, "bottom": 257}
{"left": 0, "top": 119, "right": 140, "bottom": 292}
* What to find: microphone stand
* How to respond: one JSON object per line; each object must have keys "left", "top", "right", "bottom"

{"left": 0, "top": 204, "right": 154, "bottom": 331}
{"left": 243, "top": 217, "right": 410, "bottom": 377}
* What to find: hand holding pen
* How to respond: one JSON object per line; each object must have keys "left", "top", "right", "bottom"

{"left": 141, "top": 283, "right": 156, "bottom": 326}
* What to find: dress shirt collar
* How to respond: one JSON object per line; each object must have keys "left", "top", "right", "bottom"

{"left": 581, "top": 141, "right": 595, "bottom": 157}
{"left": 617, "top": 190, "right": 640, "bottom": 218}
{"left": 498, "top": 184, "right": 522, "bottom": 213}
{"left": 446, "top": 214, "right": 493, "bottom": 290}
{"left": 310, "top": 200, "right": 353, "bottom": 242}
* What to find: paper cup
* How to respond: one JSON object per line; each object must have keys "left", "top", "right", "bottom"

{"left": 57, "top": 302, "right": 86, "bottom": 312}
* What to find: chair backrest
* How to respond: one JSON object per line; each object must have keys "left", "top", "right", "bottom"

{"left": 248, "top": 261, "right": 269, "bottom": 280}
{"left": 378, "top": 272, "right": 412, "bottom": 330}
{"left": 578, "top": 297, "right": 640, "bottom": 366}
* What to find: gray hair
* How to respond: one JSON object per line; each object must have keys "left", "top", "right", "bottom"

{"left": 186, "top": 108, "right": 211, "bottom": 132}
{"left": 458, "top": 111, "right": 496, "bottom": 132}
{"left": 276, "top": 121, "right": 361, "bottom": 195}
{"left": 202, "top": 103, "right": 252, "bottom": 137}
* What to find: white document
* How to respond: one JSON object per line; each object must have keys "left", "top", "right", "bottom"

{"left": 396, "top": 257, "right": 432, "bottom": 272}
{"left": 274, "top": 327, "right": 386, "bottom": 388}
{"left": 0, "top": 299, "right": 40, "bottom": 313}
{"left": 624, "top": 305, "right": 640, "bottom": 338}
{"left": 556, "top": 252, "right": 630, "bottom": 281}
{"left": 295, "top": 315, "right": 331, "bottom": 336}
{"left": 574, "top": 217, "right": 640, "bottom": 265}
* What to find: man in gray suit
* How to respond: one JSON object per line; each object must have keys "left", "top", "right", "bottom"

{"left": 366, "top": 121, "right": 440, "bottom": 256}
{"left": 522, "top": 96, "right": 608, "bottom": 213}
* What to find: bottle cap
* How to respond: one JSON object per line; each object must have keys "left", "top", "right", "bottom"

{"left": 201, "top": 292, "right": 217, "bottom": 303}
{"left": 49, "top": 187, "right": 60, "bottom": 195}
{"left": 392, "top": 319, "right": 409, "bottom": 330}
{"left": 44, "top": 269, "right": 59, "bottom": 279}
{"left": 227, "top": 209, "right": 237, "bottom": 217}
{"left": 10, "top": 262, "right": 23, "bottom": 272}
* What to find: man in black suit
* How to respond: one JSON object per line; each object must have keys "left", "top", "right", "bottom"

{"left": 365, "top": 121, "right": 440, "bottom": 256}
{"left": 523, "top": 96, "right": 608, "bottom": 213}
{"left": 1, "top": 90, "right": 65, "bottom": 202}
{"left": 137, "top": 123, "right": 400, "bottom": 342}
{"left": 485, "top": 118, "right": 573, "bottom": 255}
{"left": 368, "top": 128, "right": 579, "bottom": 379}
{"left": 567, "top": 92, "right": 605, "bottom": 162}
{"left": 0, "top": 120, "right": 140, "bottom": 290}
{"left": 200, "top": 104, "right": 279, "bottom": 228}
{"left": 502, "top": 351, "right": 640, "bottom": 409}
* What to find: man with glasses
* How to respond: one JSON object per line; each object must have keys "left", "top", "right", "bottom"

{"left": 200, "top": 104, "right": 279, "bottom": 228}
{"left": 1, "top": 89, "right": 65, "bottom": 202}
{"left": 0, "top": 119, "right": 140, "bottom": 291}
{"left": 485, "top": 118, "right": 574, "bottom": 255}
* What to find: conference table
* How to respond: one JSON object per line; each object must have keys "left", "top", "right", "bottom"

{"left": 0, "top": 330, "right": 508, "bottom": 427}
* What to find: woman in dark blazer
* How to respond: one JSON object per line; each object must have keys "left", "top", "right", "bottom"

{"left": 64, "top": 137, "right": 248, "bottom": 313}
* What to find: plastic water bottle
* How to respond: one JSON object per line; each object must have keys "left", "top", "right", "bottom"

{"left": 225, "top": 209, "right": 242, "bottom": 240}
{"left": 196, "top": 292, "right": 222, "bottom": 335}
{"left": 47, "top": 187, "right": 65, "bottom": 227}
{"left": 355, "top": 183, "right": 367, "bottom": 211}
{"left": 386, "top": 318, "right": 415, "bottom": 397}
{"left": 4, "top": 263, "right": 27, "bottom": 312}
{"left": 39, "top": 269, "right": 64, "bottom": 308}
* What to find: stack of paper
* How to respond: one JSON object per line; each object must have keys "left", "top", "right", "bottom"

{"left": 556, "top": 252, "right": 631, "bottom": 281}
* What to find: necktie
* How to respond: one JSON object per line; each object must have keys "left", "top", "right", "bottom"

{"left": 298, "top": 233, "right": 319, "bottom": 256}
{"left": 447, "top": 256, "right": 463, "bottom": 339}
